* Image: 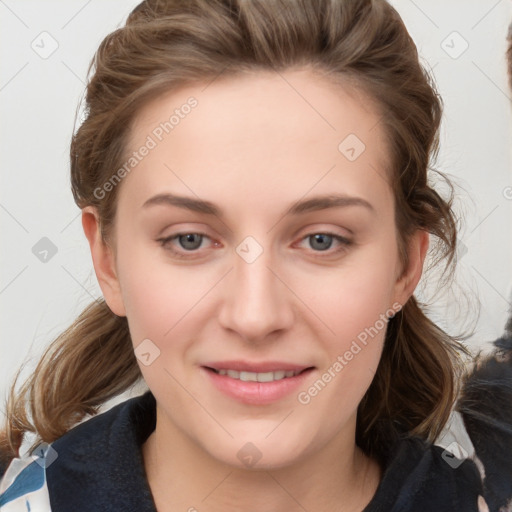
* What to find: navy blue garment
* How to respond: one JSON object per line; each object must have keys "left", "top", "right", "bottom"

{"left": 2, "top": 390, "right": 483, "bottom": 511}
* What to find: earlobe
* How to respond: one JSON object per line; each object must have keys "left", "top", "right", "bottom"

{"left": 81, "top": 206, "right": 126, "bottom": 317}
{"left": 393, "top": 230, "right": 430, "bottom": 307}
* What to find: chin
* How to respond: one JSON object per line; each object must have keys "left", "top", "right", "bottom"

{"left": 206, "top": 435, "right": 308, "bottom": 472}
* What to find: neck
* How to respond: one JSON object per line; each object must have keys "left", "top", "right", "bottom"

{"left": 142, "top": 405, "right": 381, "bottom": 512}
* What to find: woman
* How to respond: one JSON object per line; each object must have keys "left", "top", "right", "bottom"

{"left": 0, "top": 0, "right": 492, "bottom": 510}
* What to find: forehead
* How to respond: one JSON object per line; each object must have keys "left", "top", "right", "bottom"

{"left": 120, "top": 68, "right": 393, "bottom": 219}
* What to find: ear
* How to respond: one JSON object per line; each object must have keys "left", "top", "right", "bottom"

{"left": 392, "top": 229, "right": 430, "bottom": 307}
{"left": 82, "top": 206, "right": 126, "bottom": 317}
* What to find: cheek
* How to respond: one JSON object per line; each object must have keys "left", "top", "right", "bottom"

{"left": 302, "top": 240, "right": 398, "bottom": 396}
{"left": 116, "top": 242, "right": 210, "bottom": 344}
{"left": 297, "top": 263, "right": 395, "bottom": 415}
{"left": 311, "top": 243, "right": 398, "bottom": 338}
{"left": 116, "top": 247, "right": 220, "bottom": 390}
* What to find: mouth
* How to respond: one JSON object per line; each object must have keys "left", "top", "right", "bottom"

{"left": 201, "top": 364, "right": 316, "bottom": 405}
{"left": 203, "top": 366, "right": 314, "bottom": 382}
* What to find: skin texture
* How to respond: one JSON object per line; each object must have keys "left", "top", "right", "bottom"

{"left": 82, "top": 68, "right": 429, "bottom": 511}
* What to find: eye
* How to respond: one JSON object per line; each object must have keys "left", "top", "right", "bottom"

{"left": 298, "top": 233, "right": 352, "bottom": 255}
{"left": 156, "top": 232, "right": 216, "bottom": 258}
{"left": 156, "top": 231, "right": 352, "bottom": 260}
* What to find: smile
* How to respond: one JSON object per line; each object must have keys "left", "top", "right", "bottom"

{"left": 202, "top": 366, "right": 315, "bottom": 405}
{"left": 209, "top": 368, "right": 304, "bottom": 382}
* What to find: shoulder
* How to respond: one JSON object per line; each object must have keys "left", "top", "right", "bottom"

{"left": 45, "top": 390, "right": 156, "bottom": 511}
{"left": 1, "top": 391, "right": 157, "bottom": 512}
{"left": 48, "top": 390, "right": 155, "bottom": 458}
{"left": 365, "top": 435, "right": 484, "bottom": 512}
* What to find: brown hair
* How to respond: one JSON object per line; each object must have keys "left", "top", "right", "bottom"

{"left": 1, "top": 0, "right": 470, "bottom": 468}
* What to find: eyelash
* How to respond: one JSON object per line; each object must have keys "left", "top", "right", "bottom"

{"left": 156, "top": 231, "right": 352, "bottom": 259}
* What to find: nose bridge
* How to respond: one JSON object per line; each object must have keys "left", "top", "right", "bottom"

{"left": 218, "top": 238, "right": 294, "bottom": 341}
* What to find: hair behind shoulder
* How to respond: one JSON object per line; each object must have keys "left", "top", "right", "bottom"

{"left": 0, "top": 300, "right": 141, "bottom": 468}
{"left": 1, "top": 0, "right": 471, "bottom": 469}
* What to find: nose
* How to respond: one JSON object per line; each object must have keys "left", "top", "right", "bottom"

{"left": 217, "top": 243, "right": 295, "bottom": 343}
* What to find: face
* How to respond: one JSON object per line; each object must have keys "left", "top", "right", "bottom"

{"left": 85, "top": 67, "right": 426, "bottom": 470}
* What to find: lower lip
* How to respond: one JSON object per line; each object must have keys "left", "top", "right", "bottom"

{"left": 201, "top": 366, "right": 315, "bottom": 405}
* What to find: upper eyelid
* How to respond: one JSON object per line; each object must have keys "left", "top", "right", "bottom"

{"left": 158, "top": 222, "right": 352, "bottom": 239}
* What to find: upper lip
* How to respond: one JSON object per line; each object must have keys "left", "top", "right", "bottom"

{"left": 202, "top": 361, "right": 314, "bottom": 373}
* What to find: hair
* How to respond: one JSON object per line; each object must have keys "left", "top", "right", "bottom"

{"left": 1, "top": 0, "right": 472, "bottom": 469}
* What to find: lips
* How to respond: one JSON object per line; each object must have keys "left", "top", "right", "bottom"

{"left": 201, "top": 364, "right": 316, "bottom": 404}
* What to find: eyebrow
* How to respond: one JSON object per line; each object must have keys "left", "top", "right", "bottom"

{"left": 142, "top": 192, "right": 375, "bottom": 217}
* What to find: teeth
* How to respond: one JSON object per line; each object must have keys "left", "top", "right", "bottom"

{"left": 215, "top": 368, "right": 302, "bottom": 382}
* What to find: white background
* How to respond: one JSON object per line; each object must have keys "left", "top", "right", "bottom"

{"left": 1, "top": 0, "right": 512, "bottom": 410}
